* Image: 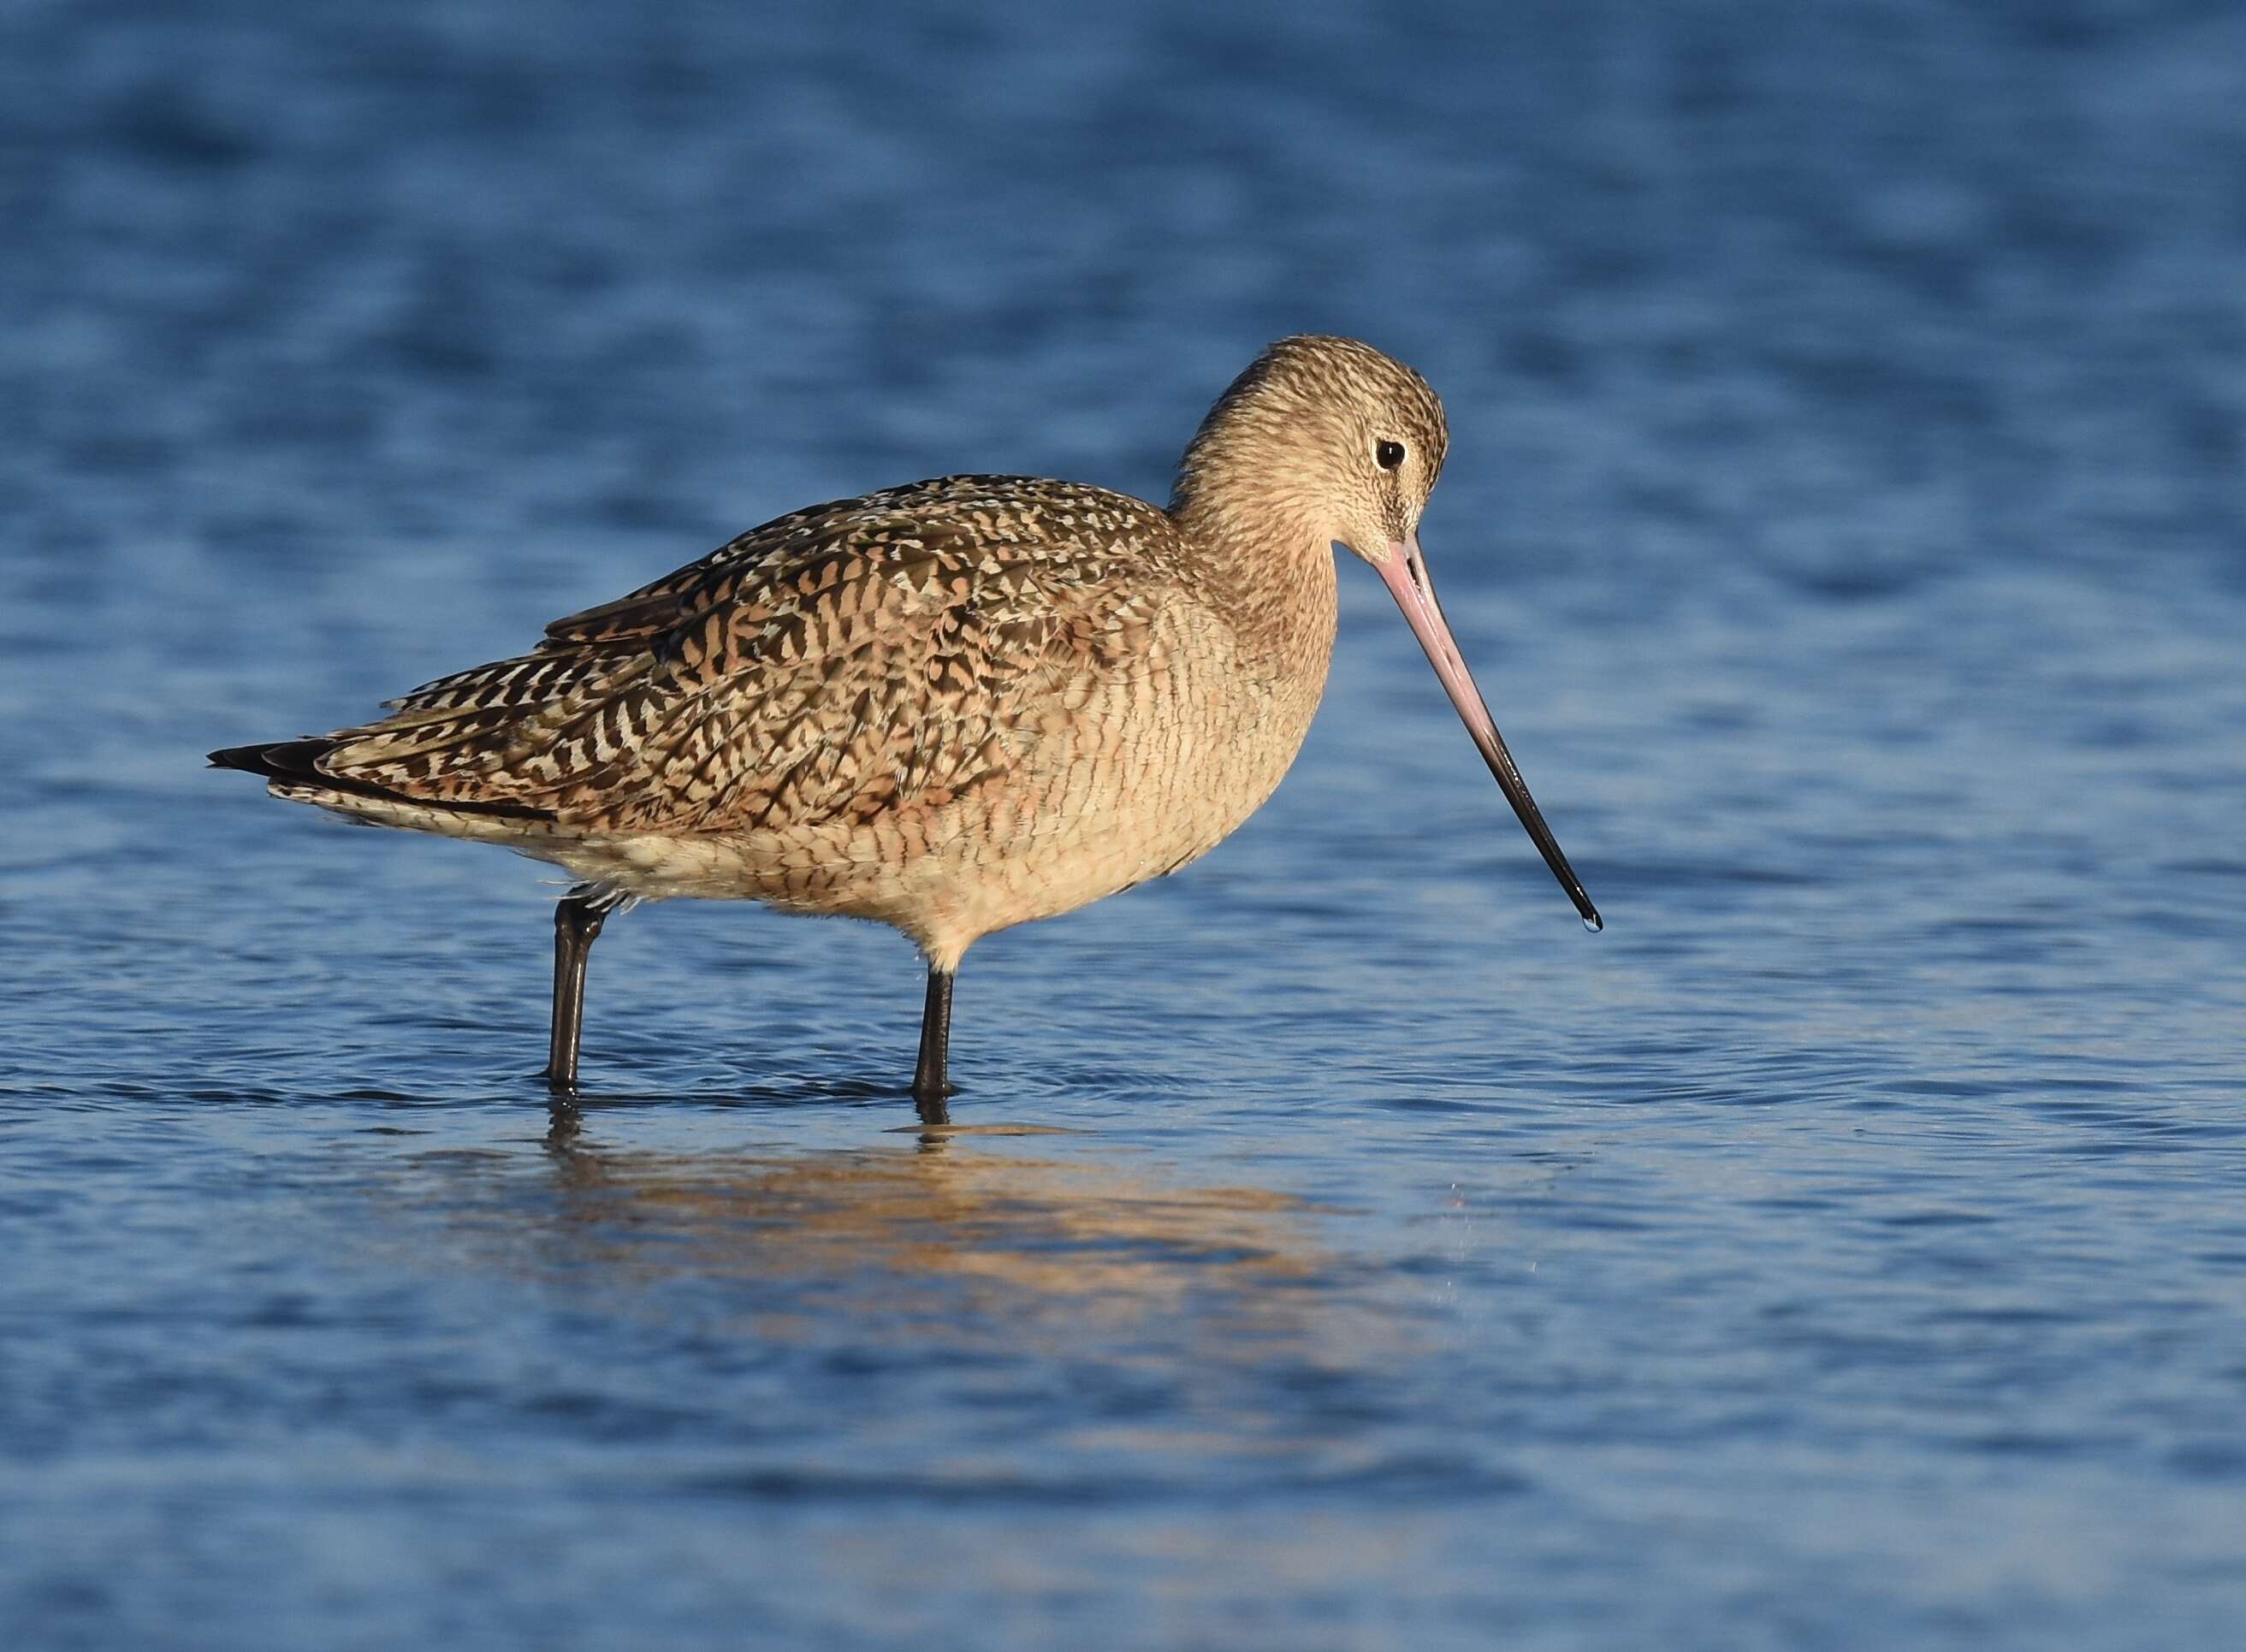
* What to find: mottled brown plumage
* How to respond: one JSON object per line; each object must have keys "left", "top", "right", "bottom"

{"left": 213, "top": 335, "right": 1597, "bottom": 1110}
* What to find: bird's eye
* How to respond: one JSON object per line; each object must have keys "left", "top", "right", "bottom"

{"left": 1376, "top": 439, "right": 1406, "bottom": 471}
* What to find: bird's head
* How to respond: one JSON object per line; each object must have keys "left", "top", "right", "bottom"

{"left": 1175, "top": 335, "right": 1600, "bottom": 933}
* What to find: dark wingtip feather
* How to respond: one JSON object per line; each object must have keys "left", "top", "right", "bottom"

{"left": 204, "top": 737, "right": 554, "bottom": 820}
{"left": 210, "top": 741, "right": 289, "bottom": 775}
{"left": 208, "top": 738, "right": 331, "bottom": 779}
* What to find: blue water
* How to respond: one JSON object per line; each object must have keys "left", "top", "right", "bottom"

{"left": 5, "top": 2, "right": 2244, "bottom": 1647}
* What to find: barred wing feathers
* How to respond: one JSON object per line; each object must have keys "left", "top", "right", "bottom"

{"left": 253, "top": 477, "right": 1179, "bottom": 837}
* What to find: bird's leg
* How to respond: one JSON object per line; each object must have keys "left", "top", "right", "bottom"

{"left": 543, "top": 892, "right": 610, "bottom": 1094}
{"left": 913, "top": 966, "right": 956, "bottom": 1122}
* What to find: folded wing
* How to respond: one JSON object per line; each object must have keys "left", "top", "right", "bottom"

{"left": 217, "top": 477, "right": 1174, "bottom": 838}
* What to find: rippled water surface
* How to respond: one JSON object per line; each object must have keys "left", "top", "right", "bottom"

{"left": 5, "top": 2, "right": 2245, "bottom": 1647}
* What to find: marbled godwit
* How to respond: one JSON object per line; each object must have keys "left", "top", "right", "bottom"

{"left": 211, "top": 336, "right": 1599, "bottom": 1114}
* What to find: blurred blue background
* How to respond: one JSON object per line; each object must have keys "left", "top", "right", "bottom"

{"left": 3, "top": 2, "right": 2243, "bottom": 1648}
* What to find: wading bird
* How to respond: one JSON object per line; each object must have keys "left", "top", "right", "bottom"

{"left": 212, "top": 336, "right": 1599, "bottom": 1118}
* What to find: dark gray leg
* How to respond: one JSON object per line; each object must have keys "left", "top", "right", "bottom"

{"left": 913, "top": 967, "right": 955, "bottom": 1122}
{"left": 543, "top": 893, "right": 609, "bottom": 1093}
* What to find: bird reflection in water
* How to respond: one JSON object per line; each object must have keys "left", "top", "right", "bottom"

{"left": 524, "top": 1099, "right": 1355, "bottom": 1355}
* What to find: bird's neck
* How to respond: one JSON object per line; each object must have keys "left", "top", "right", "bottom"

{"left": 1167, "top": 478, "right": 1339, "bottom": 690}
